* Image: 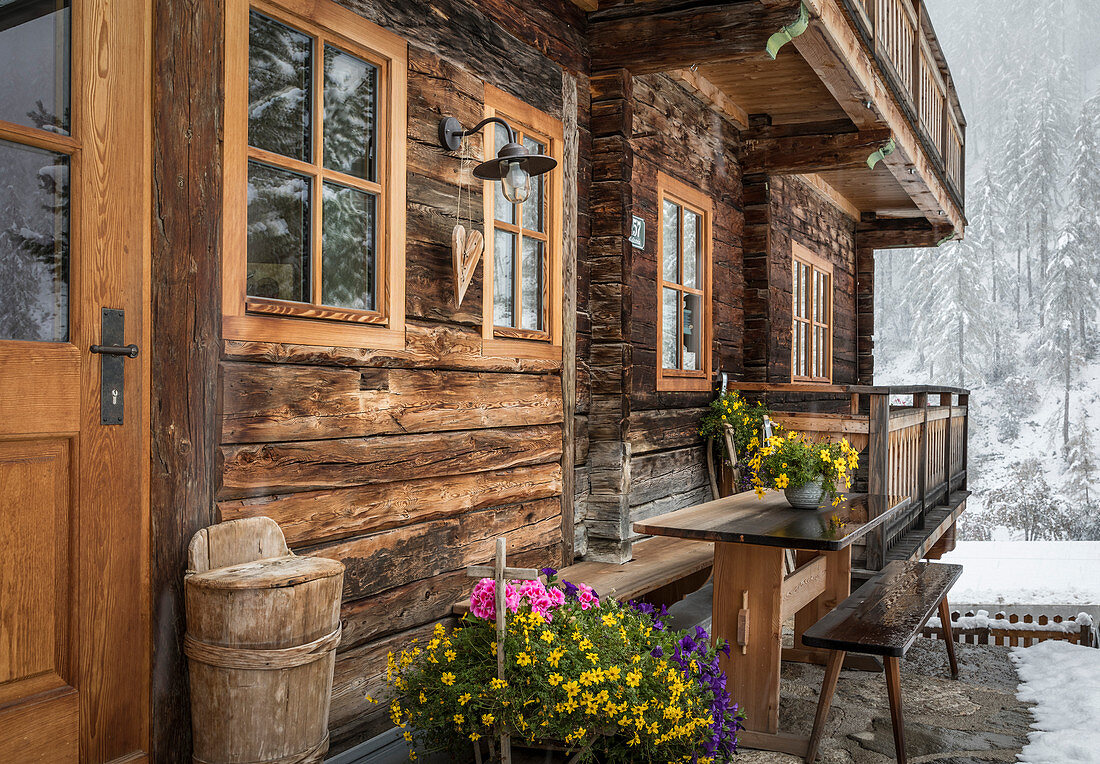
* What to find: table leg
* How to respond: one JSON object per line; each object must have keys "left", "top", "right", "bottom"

{"left": 712, "top": 541, "right": 785, "bottom": 734}
{"left": 793, "top": 546, "right": 852, "bottom": 664}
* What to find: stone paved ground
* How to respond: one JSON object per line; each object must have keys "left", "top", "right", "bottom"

{"left": 738, "top": 638, "right": 1031, "bottom": 763}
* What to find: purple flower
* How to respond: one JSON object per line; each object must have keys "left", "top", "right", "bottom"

{"left": 540, "top": 566, "right": 557, "bottom": 578}
{"left": 562, "top": 580, "right": 579, "bottom": 600}
{"left": 651, "top": 645, "right": 664, "bottom": 658}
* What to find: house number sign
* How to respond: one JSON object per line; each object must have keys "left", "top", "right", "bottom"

{"left": 630, "top": 215, "right": 645, "bottom": 249}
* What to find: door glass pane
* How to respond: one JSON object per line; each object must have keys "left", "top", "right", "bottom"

{"left": 520, "top": 237, "right": 544, "bottom": 331}
{"left": 493, "top": 124, "right": 514, "bottom": 224}
{"left": 323, "top": 45, "right": 376, "bottom": 180}
{"left": 246, "top": 160, "right": 311, "bottom": 302}
{"left": 682, "top": 209, "right": 700, "bottom": 289}
{"left": 662, "top": 199, "right": 679, "bottom": 282}
{"left": 683, "top": 292, "right": 702, "bottom": 371}
{"left": 0, "top": 0, "right": 70, "bottom": 134}
{"left": 662, "top": 287, "right": 679, "bottom": 369}
{"left": 321, "top": 182, "right": 375, "bottom": 310}
{"left": 521, "top": 135, "right": 545, "bottom": 233}
{"left": 0, "top": 139, "right": 69, "bottom": 341}
{"left": 249, "top": 11, "right": 312, "bottom": 162}
{"left": 493, "top": 229, "right": 515, "bottom": 327}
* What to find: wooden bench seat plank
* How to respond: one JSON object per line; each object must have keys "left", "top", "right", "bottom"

{"left": 453, "top": 536, "right": 713, "bottom": 614}
{"left": 802, "top": 561, "right": 963, "bottom": 657}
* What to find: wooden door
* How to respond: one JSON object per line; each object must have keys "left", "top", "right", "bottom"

{"left": 0, "top": 0, "right": 150, "bottom": 760}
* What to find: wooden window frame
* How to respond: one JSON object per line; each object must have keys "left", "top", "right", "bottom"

{"left": 656, "top": 172, "right": 713, "bottom": 392}
{"left": 481, "top": 84, "right": 564, "bottom": 361}
{"left": 222, "top": 0, "right": 407, "bottom": 350}
{"left": 791, "top": 242, "right": 833, "bottom": 383}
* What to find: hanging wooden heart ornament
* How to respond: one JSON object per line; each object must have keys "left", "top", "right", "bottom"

{"left": 452, "top": 224, "right": 483, "bottom": 306}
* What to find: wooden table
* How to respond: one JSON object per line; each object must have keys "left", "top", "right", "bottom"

{"left": 633, "top": 490, "right": 908, "bottom": 756}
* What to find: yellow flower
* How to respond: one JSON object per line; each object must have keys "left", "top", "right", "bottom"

{"left": 365, "top": 694, "right": 377, "bottom": 704}
{"left": 409, "top": 751, "right": 417, "bottom": 761}
{"left": 516, "top": 652, "right": 532, "bottom": 666}
{"left": 540, "top": 631, "right": 554, "bottom": 643}
{"left": 445, "top": 649, "right": 457, "bottom": 662}
{"left": 625, "top": 670, "right": 642, "bottom": 688}
{"left": 549, "top": 673, "right": 563, "bottom": 686}
{"left": 469, "top": 732, "right": 481, "bottom": 742}
{"left": 775, "top": 473, "right": 790, "bottom": 489}
{"left": 482, "top": 713, "right": 495, "bottom": 726}
{"left": 441, "top": 672, "right": 456, "bottom": 686}
{"left": 490, "top": 678, "right": 507, "bottom": 690}
{"left": 419, "top": 691, "right": 427, "bottom": 704}
{"left": 403, "top": 730, "right": 413, "bottom": 742}
{"left": 453, "top": 713, "right": 464, "bottom": 725}
{"left": 458, "top": 692, "right": 471, "bottom": 705}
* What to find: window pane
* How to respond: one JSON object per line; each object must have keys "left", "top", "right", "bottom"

{"left": 792, "top": 322, "right": 800, "bottom": 378}
{"left": 822, "top": 273, "right": 831, "bottom": 325}
{"left": 321, "top": 182, "right": 375, "bottom": 310}
{"left": 0, "top": 0, "right": 70, "bottom": 134}
{"left": 521, "top": 135, "right": 545, "bottom": 233}
{"left": 493, "top": 229, "right": 515, "bottom": 327}
{"left": 682, "top": 209, "right": 701, "bottom": 289}
{"left": 0, "top": 140, "right": 69, "bottom": 341}
{"left": 249, "top": 11, "right": 312, "bottom": 162}
{"left": 520, "top": 237, "right": 544, "bottom": 331}
{"left": 662, "top": 287, "right": 679, "bottom": 369}
{"left": 246, "top": 161, "right": 311, "bottom": 302}
{"left": 662, "top": 199, "right": 679, "bottom": 283}
{"left": 493, "top": 124, "right": 515, "bottom": 224}
{"left": 323, "top": 46, "right": 376, "bottom": 180}
{"left": 683, "top": 292, "right": 702, "bottom": 371}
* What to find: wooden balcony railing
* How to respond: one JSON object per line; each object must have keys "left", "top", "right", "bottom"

{"left": 844, "top": 0, "right": 966, "bottom": 203}
{"left": 736, "top": 383, "right": 969, "bottom": 571}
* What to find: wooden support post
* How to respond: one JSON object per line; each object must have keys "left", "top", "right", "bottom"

{"left": 850, "top": 393, "right": 860, "bottom": 416}
{"left": 867, "top": 394, "right": 890, "bottom": 570}
{"left": 793, "top": 547, "right": 851, "bottom": 665}
{"left": 939, "top": 597, "right": 959, "bottom": 680}
{"left": 941, "top": 392, "right": 953, "bottom": 494}
{"left": 713, "top": 542, "right": 785, "bottom": 734}
{"left": 915, "top": 392, "right": 928, "bottom": 530}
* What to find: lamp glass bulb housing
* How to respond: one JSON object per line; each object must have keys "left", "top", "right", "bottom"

{"left": 501, "top": 160, "right": 531, "bottom": 203}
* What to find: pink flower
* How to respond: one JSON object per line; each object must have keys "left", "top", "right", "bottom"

{"left": 469, "top": 578, "right": 497, "bottom": 620}
{"left": 577, "top": 583, "right": 600, "bottom": 610}
{"left": 546, "top": 586, "right": 566, "bottom": 608}
{"left": 504, "top": 582, "right": 521, "bottom": 613}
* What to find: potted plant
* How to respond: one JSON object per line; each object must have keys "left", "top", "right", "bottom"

{"left": 698, "top": 390, "right": 774, "bottom": 497}
{"left": 747, "top": 432, "right": 859, "bottom": 509}
{"left": 385, "top": 571, "right": 743, "bottom": 763}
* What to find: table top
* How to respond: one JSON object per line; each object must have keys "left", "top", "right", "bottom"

{"left": 632, "top": 491, "right": 909, "bottom": 551}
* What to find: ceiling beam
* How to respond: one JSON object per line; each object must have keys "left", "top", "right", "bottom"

{"left": 856, "top": 218, "right": 954, "bottom": 249}
{"left": 792, "top": 0, "right": 965, "bottom": 235}
{"left": 589, "top": 0, "right": 801, "bottom": 74}
{"left": 797, "top": 173, "right": 861, "bottom": 220}
{"left": 668, "top": 69, "right": 750, "bottom": 130}
{"left": 570, "top": 0, "right": 598, "bottom": 11}
{"left": 741, "top": 125, "right": 891, "bottom": 175}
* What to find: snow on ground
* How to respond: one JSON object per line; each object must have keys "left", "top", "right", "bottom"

{"left": 1010, "top": 640, "right": 1100, "bottom": 763}
{"left": 940, "top": 540, "right": 1100, "bottom": 605}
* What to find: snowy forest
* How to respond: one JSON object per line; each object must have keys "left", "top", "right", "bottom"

{"left": 874, "top": 0, "right": 1100, "bottom": 541}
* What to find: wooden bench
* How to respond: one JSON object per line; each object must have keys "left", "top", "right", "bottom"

{"left": 801, "top": 561, "right": 963, "bottom": 764}
{"left": 453, "top": 536, "right": 713, "bottom": 615}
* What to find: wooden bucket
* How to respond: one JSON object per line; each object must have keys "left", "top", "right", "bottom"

{"left": 185, "top": 518, "right": 344, "bottom": 764}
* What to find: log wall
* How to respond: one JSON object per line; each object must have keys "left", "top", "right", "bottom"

{"left": 744, "top": 174, "right": 859, "bottom": 385}
{"left": 209, "top": 0, "right": 590, "bottom": 752}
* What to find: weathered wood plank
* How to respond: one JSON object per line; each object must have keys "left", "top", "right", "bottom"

{"left": 222, "top": 321, "right": 562, "bottom": 373}
{"left": 217, "top": 463, "right": 562, "bottom": 548}
{"left": 222, "top": 364, "right": 564, "bottom": 443}
{"left": 741, "top": 127, "right": 892, "bottom": 175}
{"left": 219, "top": 424, "right": 563, "bottom": 498}
{"left": 305, "top": 497, "right": 562, "bottom": 601}
{"left": 627, "top": 408, "right": 707, "bottom": 454}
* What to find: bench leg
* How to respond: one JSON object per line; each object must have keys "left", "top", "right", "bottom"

{"left": 884, "top": 656, "right": 907, "bottom": 764}
{"left": 805, "top": 649, "right": 846, "bottom": 763}
{"left": 939, "top": 597, "right": 959, "bottom": 679}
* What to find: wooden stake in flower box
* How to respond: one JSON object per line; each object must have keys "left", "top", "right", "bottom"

{"left": 465, "top": 537, "right": 539, "bottom": 764}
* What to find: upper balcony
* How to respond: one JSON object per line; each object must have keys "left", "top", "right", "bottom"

{"left": 588, "top": 0, "right": 967, "bottom": 242}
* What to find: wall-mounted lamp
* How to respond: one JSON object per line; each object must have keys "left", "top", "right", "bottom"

{"left": 439, "top": 116, "right": 557, "bottom": 204}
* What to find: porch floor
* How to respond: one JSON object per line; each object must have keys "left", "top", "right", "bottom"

{"left": 739, "top": 637, "right": 1029, "bottom": 763}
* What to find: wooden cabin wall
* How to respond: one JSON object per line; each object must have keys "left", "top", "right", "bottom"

{"left": 199, "top": 0, "right": 590, "bottom": 753}
{"left": 743, "top": 174, "right": 858, "bottom": 389}
{"left": 586, "top": 70, "right": 743, "bottom": 562}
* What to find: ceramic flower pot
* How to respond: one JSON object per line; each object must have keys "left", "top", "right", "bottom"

{"left": 784, "top": 477, "right": 825, "bottom": 509}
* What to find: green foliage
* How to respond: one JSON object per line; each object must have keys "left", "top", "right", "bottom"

{"left": 698, "top": 390, "right": 773, "bottom": 461}
{"left": 747, "top": 432, "right": 859, "bottom": 505}
{"left": 386, "top": 596, "right": 741, "bottom": 764}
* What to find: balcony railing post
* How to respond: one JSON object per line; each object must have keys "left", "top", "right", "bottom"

{"left": 914, "top": 392, "right": 928, "bottom": 530}
{"left": 910, "top": 2, "right": 922, "bottom": 106}
{"left": 958, "top": 392, "right": 968, "bottom": 490}
{"left": 867, "top": 392, "right": 890, "bottom": 570}
{"left": 940, "top": 392, "right": 953, "bottom": 494}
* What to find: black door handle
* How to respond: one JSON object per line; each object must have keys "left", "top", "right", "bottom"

{"left": 91, "top": 343, "right": 140, "bottom": 358}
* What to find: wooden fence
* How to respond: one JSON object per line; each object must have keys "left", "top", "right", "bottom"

{"left": 922, "top": 610, "right": 1099, "bottom": 649}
